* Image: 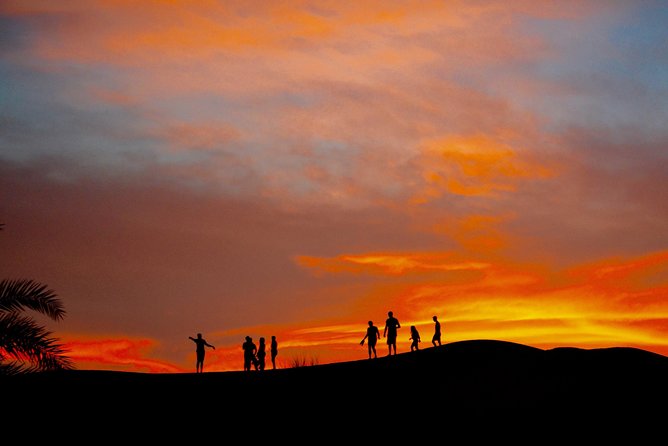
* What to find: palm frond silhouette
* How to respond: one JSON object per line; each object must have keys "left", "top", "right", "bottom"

{"left": 0, "top": 279, "right": 66, "bottom": 320}
{"left": 0, "top": 224, "right": 73, "bottom": 375}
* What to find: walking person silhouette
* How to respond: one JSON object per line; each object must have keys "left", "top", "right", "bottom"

{"left": 432, "top": 315, "right": 442, "bottom": 347}
{"left": 242, "top": 336, "right": 258, "bottom": 371}
{"left": 409, "top": 325, "right": 421, "bottom": 351}
{"left": 189, "top": 333, "right": 215, "bottom": 373}
{"left": 383, "top": 311, "right": 401, "bottom": 356}
{"left": 257, "top": 337, "right": 267, "bottom": 371}
{"left": 270, "top": 335, "right": 278, "bottom": 369}
{"left": 360, "top": 320, "right": 380, "bottom": 359}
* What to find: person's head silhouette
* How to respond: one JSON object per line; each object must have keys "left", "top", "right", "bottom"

{"left": 368, "top": 320, "right": 373, "bottom": 326}
{"left": 388, "top": 311, "right": 393, "bottom": 317}
{"left": 197, "top": 333, "right": 203, "bottom": 338}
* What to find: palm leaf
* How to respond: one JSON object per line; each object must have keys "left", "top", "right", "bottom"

{"left": 0, "top": 360, "right": 35, "bottom": 375}
{"left": 0, "top": 312, "right": 73, "bottom": 372}
{"left": 0, "top": 279, "right": 66, "bottom": 321}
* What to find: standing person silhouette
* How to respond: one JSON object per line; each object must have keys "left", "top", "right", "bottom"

{"left": 242, "top": 336, "right": 258, "bottom": 371}
{"left": 409, "top": 325, "right": 421, "bottom": 351}
{"left": 432, "top": 315, "right": 442, "bottom": 347}
{"left": 360, "top": 320, "right": 381, "bottom": 359}
{"left": 257, "top": 337, "right": 267, "bottom": 371}
{"left": 383, "top": 311, "right": 401, "bottom": 356}
{"left": 270, "top": 335, "right": 278, "bottom": 369}
{"left": 189, "top": 333, "right": 215, "bottom": 373}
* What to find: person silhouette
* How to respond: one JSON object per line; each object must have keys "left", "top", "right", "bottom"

{"left": 383, "top": 311, "right": 401, "bottom": 356}
{"left": 409, "top": 325, "right": 421, "bottom": 351}
{"left": 360, "top": 320, "right": 381, "bottom": 359}
{"left": 257, "top": 337, "right": 267, "bottom": 371}
{"left": 242, "top": 336, "right": 258, "bottom": 371}
{"left": 270, "top": 335, "right": 278, "bottom": 369}
{"left": 432, "top": 315, "right": 442, "bottom": 347}
{"left": 189, "top": 333, "right": 215, "bottom": 373}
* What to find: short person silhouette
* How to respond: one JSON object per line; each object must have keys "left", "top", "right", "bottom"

{"left": 270, "top": 335, "right": 278, "bottom": 369}
{"left": 189, "top": 333, "right": 215, "bottom": 373}
{"left": 409, "top": 325, "right": 421, "bottom": 351}
{"left": 257, "top": 337, "right": 267, "bottom": 371}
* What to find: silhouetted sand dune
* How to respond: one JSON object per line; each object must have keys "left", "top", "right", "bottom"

{"left": 6, "top": 339, "right": 667, "bottom": 418}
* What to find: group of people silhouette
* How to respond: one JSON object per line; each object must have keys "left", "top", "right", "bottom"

{"left": 189, "top": 311, "right": 442, "bottom": 372}
{"left": 188, "top": 333, "right": 278, "bottom": 373}
{"left": 360, "top": 312, "right": 442, "bottom": 359}
{"left": 242, "top": 335, "right": 278, "bottom": 371}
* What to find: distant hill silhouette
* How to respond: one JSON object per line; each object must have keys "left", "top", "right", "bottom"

{"left": 6, "top": 339, "right": 667, "bottom": 421}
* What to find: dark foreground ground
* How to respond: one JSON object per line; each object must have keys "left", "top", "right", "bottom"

{"left": 6, "top": 339, "right": 667, "bottom": 429}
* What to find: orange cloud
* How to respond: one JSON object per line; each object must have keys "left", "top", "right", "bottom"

{"left": 569, "top": 251, "right": 668, "bottom": 289}
{"left": 63, "top": 337, "right": 184, "bottom": 373}
{"left": 564, "top": 251, "right": 668, "bottom": 317}
{"left": 414, "top": 135, "right": 553, "bottom": 202}
{"left": 1, "top": 1, "right": 426, "bottom": 62}
{"left": 296, "top": 251, "right": 491, "bottom": 276}
{"left": 2, "top": 1, "right": 609, "bottom": 82}
{"left": 434, "top": 214, "right": 511, "bottom": 255}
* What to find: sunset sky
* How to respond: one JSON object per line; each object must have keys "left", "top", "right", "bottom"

{"left": 2, "top": 1, "right": 667, "bottom": 373}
